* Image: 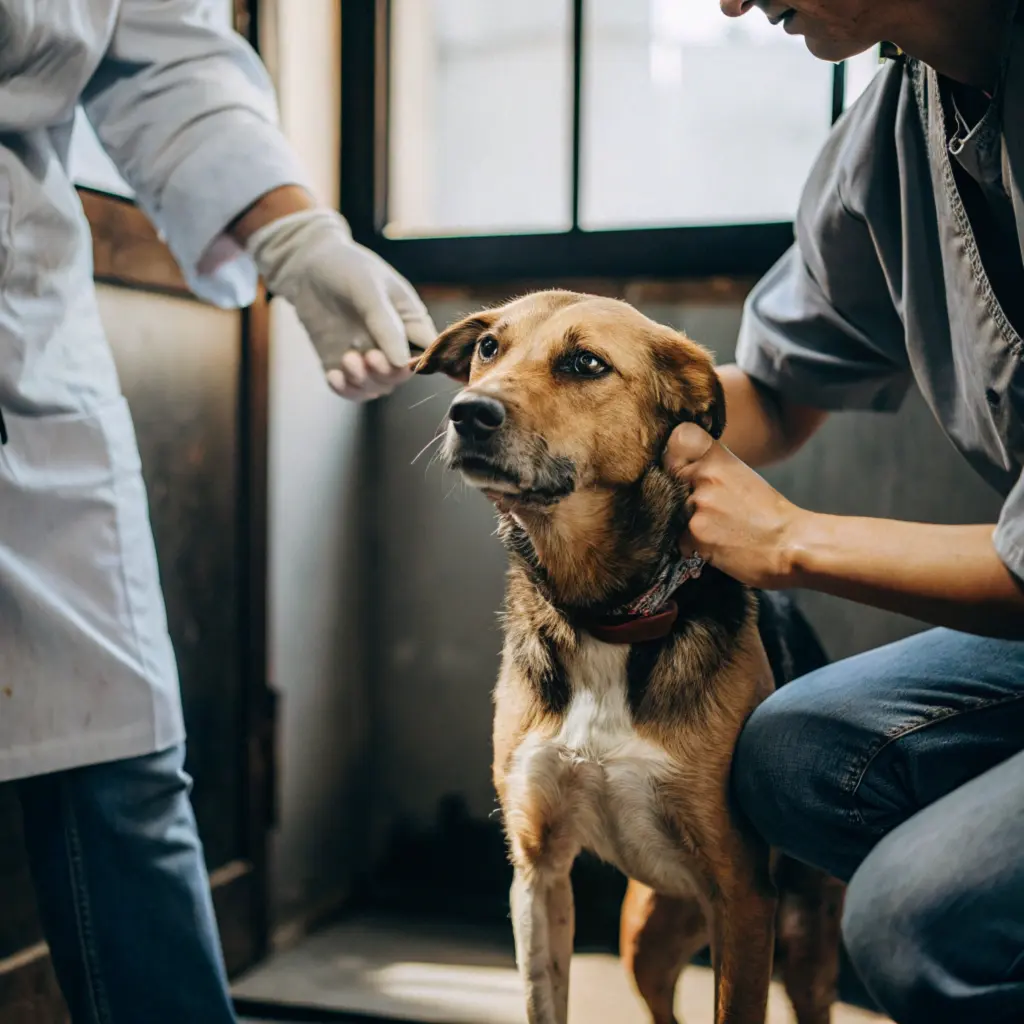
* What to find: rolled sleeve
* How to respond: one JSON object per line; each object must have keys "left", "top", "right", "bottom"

{"left": 82, "top": 0, "right": 311, "bottom": 307}
{"left": 736, "top": 66, "right": 913, "bottom": 412}
{"left": 994, "top": 471, "right": 1024, "bottom": 583}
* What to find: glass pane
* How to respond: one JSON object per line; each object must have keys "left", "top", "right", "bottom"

{"left": 844, "top": 45, "right": 884, "bottom": 109}
{"left": 388, "top": 0, "right": 573, "bottom": 237}
{"left": 70, "top": 0, "right": 237, "bottom": 197}
{"left": 581, "top": 0, "right": 835, "bottom": 229}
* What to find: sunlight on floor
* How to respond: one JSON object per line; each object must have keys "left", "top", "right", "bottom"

{"left": 234, "top": 918, "right": 891, "bottom": 1024}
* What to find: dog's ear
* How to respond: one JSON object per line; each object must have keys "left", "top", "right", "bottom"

{"left": 414, "top": 310, "right": 500, "bottom": 383}
{"left": 698, "top": 371, "right": 727, "bottom": 440}
{"left": 651, "top": 332, "right": 727, "bottom": 440}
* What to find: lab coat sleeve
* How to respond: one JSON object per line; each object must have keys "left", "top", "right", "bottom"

{"left": 81, "top": 0, "right": 312, "bottom": 307}
{"left": 735, "top": 65, "right": 913, "bottom": 412}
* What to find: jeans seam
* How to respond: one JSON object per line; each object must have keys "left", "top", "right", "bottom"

{"left": 847, "top": 692, "right": 1024, "bottom": 831}
{"left": 61, "top": 780, "right": 114, "bottom": 1024}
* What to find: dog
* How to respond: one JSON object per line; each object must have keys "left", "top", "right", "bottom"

{"left": 415, "top": 290, "right": 843, "bottom": 1024}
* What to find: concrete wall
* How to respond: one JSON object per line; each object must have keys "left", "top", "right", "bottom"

{"left": 263, "top": 0, "right": 372, "bottom": 933}
{"left": 372, "top": 285, "right": 1004, "bottom": 835}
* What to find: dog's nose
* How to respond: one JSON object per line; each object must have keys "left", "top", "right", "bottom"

{"left": 449, "top": 393, "right": 506, "bottom": 440}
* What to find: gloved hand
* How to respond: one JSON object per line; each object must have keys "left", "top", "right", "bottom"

{"left": 246, "top": 208, "right": 436, "bottom": 401}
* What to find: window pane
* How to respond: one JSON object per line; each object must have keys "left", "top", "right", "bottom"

{"left": 388, "top": 0, "right": 573, "bottom": 237}
{"left": 581, "top": 0, "right": 834, "bottom": 229}
{"left": 70, "top": 0, "right": 236, "bottom": 197}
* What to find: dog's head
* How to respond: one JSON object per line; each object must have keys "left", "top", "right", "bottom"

{"left": 417, "top": 290, "right": 725, "bottom": 515}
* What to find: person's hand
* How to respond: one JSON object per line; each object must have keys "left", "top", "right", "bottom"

{"left": 663, "top": 422, "right": 809, "bottom": 589}
{"left": 246, "top": 208, "right": 436, "bottom": 401}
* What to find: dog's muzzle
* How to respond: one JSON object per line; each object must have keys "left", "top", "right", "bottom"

{"left": 444, "top": 392, "right": 577, "bottom": 506}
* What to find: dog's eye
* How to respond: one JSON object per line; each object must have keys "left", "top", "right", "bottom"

{"left": 565, "top": 350, "right": 609, "bottom": 377}
{"left": 477, "top": 336, "right": 500, "bottom": 362}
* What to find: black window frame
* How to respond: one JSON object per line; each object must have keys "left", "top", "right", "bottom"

{"left": 340, "top": 0, "right": 851, "bottom": 286}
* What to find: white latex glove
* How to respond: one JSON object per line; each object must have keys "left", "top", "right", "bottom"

{"left": 246, "top": 208, "right": 436, "bottom": 401}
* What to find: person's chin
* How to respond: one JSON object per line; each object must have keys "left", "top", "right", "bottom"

{"left": 803, "top": 32, "right": 878, "bottom": 62}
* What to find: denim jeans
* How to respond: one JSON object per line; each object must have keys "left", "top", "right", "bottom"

{"left": 734, "top": 627, "right": 1024, "bottom": 1024}
{"left": 16, "top": 744, "right": 237, "bottom": 1024}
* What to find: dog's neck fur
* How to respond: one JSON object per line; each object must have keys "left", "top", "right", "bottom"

{"left": 498, "top": 465, "right": 695, "bottom": 616}
{"left": 497, "top": 463, "right": 754, "bottom": 707}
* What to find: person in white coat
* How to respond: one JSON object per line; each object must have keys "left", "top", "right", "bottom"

{"left": 0, "top": 2, "right": 435, "bottom": 1020}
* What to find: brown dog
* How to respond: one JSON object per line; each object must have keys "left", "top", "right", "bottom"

{"left": 416, "top": 290, "right": 842, "bottom": 1024}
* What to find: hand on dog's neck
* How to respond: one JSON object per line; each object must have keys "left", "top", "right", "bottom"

{"left": 498, "top": 466, "right": 686, "bottom": 614}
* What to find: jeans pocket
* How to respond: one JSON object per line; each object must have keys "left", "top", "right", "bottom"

{"left": 852, "top": 693, "right": 1024, "bottom": 833}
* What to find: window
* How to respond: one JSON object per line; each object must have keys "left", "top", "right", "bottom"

{"left": 580, "top": 0, "right": 834, "bottom": 229}
{"left": 70, "top": 0, "right": 238, "bottom": 197}
{"left": 342, "top": 0, "right": 884, "bottom": 284}
{"left": 388, "top": 1, "right": 574, "bottom": 235}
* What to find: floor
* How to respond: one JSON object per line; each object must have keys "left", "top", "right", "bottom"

{"left": 233, "top": 917, "right": 890, "bottom": 1024}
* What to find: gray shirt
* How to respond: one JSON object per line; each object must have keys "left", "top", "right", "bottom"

{"left": 736, "top": 29, "right": 1024, "bottom": 583}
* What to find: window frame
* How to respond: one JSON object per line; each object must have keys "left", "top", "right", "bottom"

{"left": 340, "top": 0, "right": 850, "bottom": 286}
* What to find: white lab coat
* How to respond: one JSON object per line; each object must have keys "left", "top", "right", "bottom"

{"left": 0, "top": 0, "right": 308, "bottom": 781}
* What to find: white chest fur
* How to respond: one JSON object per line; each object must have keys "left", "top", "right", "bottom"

{"left": 505, "top": 637, "right": 699, "bottom": 896}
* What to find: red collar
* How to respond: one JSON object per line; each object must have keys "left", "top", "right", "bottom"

{"left": 579, "top": 597, "right": 680, "bottom": 645}
{"left": 573, "top": 553, "right": 706, "bottom": 645}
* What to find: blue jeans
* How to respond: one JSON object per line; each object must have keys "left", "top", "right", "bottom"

{"left": 16, "top": 744, "right": 237, "bottom": 1024}
{"left": 734, "top": 627, "right": 1024, "bottom": 1024}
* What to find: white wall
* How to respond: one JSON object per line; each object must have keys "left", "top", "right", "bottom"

{"left": 263, "top": 0, "right": 371, "bottom": 933}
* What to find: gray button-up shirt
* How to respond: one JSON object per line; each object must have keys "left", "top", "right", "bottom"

{"left": 736, "top": 32, "right": 1024, "bottom": 583}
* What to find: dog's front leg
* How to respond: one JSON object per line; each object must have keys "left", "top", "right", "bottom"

{"left": 546, "top": 872, "right": 574, "bottom": 1023}
{"left": 511, "top": 867, "right": 574, "bottom": 1024}
{"left": 709, "top": 838, "right": 777, "bottom": 1024}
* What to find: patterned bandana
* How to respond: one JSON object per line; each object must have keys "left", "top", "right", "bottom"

{"left": 615, "top": 552, "right": 706, "bottom": 620}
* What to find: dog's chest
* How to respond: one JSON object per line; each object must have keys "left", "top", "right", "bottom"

{"left": 508, "top": 637, "right": 699, "bottom": 896}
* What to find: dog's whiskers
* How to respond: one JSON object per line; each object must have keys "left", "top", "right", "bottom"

{"left": 442, "top": 476, "right": 465, "bottom": 503}
{"left": 426, "top": 444, "right": 448, "bottom": 473}
{"left": 411, "top": 432, "right": 446, "bottom": 466}
{"left": 408, "top": 391, "right": 442, "bottom": 411}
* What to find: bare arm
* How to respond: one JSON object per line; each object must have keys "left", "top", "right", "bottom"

{"left": 788, "top": 515, "right": 1024, "bottom": 639}
{"left": 666, "top": 417, "right": 1024, "bottom": 641}
{"left": 227, "top": 185, "right": 317, "bottom": 245}
{"left": 717, "top": 365, "right": 829, "bottom": 468}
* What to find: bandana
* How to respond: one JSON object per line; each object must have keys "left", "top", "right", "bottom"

{"left": 579, "top": 553, "right": 706, "bottom": 645}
